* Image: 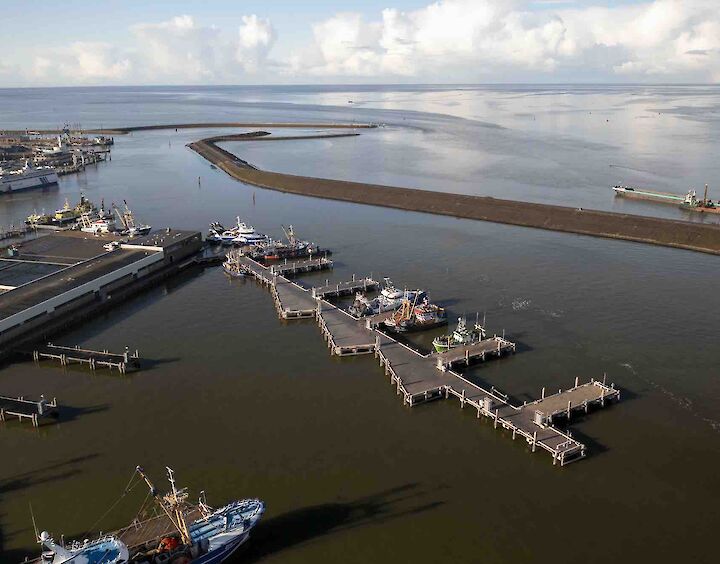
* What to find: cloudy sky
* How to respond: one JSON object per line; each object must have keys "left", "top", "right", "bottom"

{"left": 1, "top": 0, "right": 719, "bottom": 86}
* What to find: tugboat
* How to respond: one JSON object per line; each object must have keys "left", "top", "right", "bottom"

{"left": 222, "top": 249, "right": 246, "bottom": 277}
{"left": 432, "top": 316, "right": 487, "bottom": 353}
{"left": 382, "top": 296, "right": 447, "bottom": 333}
{"left": 34, "top": 466, "right": 265, "bottom": 564}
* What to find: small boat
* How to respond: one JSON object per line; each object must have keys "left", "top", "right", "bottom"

{"left": 348, "top": 292, "right": 374, "bottom": 317}
{"left": 113, "top": 200, "right": 152, "bottom": 237}
{"left": 79, "top": 212, "right": 116, "bottom": 234}
{"left": 207, "top": 217, "right": 268, "bottom": 246}
{"left": 382, "top": 296, "right": 447, "bottom": 333}
{"left": 222, "top": 249, "right": 245, "bottom": 277}
{"left": 348, "top": 287, "right": 427, "bottom": 318}
{"left": 231, "top": 219, "right": 270, "bottom": 245}
{"left": 433, "top": 316, "right": 487, "bottom": 353}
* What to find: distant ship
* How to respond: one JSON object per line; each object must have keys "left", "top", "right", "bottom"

{"left": 0, "top": 161, "right": 58, "bottom": 193}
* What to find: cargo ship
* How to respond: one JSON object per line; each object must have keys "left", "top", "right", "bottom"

{"left": 612, "top": 185, "right": 686, "bottom": 205}
{"left": 680, "top": 184, "right": 720, "bottom": 214}
{"left": 0, "top": 161, "right": 58, "bottom": 193}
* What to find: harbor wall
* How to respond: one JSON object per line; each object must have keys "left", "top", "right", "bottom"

{"left": 189, "top": 136, "right": 720, "bottom": 256}
{"left": 0, "top": 233, "right": 202, "bottom": 354}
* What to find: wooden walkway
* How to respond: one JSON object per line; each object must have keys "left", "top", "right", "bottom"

{"left": 272, "top": 280, "right": 317, "bottom": 319}
{"left": 318, "top": 305, "right": 377, "bottom": 356}
{"left": 233, "top": 253, "right": 621, "bottom": 466}
{"left": 269, "top": 257, "right": 333, "bottom": 277}
{"left": 435, "top": 337, "right": 516, "bottom": 370}
{"left": 0, "top": 395, "right": 58, "bottom": 427}
{"left": 312, "top": 276, "right": 378, "bottom": 299}
{"left": 32, "top": 343, "right": 140, "bottom": 373}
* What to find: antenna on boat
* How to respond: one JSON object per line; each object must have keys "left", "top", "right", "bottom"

{"left": 29, "top": 503, "right": 39, "bottom": 542}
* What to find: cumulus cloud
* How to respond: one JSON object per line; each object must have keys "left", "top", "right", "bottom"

{"left": 30, "top": 42, "right": 131, "bottom": 82}
{"left": 131, "top": 15, "right": 226, "bottom": 82}
{"left": 236, "top": 15, "right": 276, "bottom": 72}
{"left": 291, "top": 0, "right": 720, "bottom": 82}
{"left": 6, "top": 1, "right": 720, "bottom": 85}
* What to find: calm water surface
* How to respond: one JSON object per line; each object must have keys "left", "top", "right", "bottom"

{"left": 0, "top": 86, "right": 718, "bottom": 563}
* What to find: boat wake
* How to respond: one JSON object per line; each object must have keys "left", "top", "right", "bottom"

{"left": 619, "top": 363, "right": 720, "bottom": 433}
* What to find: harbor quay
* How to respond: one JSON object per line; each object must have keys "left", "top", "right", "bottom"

{"left": 0, "top": 229, "right": 202, "bottom": 355}
{"left": 232, "top": 252, "right": 620, "bottom": 467}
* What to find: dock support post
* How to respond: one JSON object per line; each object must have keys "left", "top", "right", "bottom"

{"left": 494, "top": 409, "right": 499, "bottom": 429}
{"left": 461, "top": 389, "right": 466, "bottom": 408}
{"left": 512, "top": 427, "right": 516, "bottom": 440}
{"left": 0, "top": 408, "right": 4, "bottom": 422}
{"left": 567, "top": 400, "right": 571, "bottom": 419}
{"left": 574, "top": 376, "right": 579, "bottom": 388}
{"left": 532, "top": 431, "right": 537, "bottom": 453}
{"left": 541, "top": 387, "right": 545, "bottom": 399}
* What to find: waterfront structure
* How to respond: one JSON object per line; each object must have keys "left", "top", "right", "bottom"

{"left": 0, "top": 230, "right": 202, "bottom": 353}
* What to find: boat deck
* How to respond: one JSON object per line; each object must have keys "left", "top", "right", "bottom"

{"left": 115, "top": 507, "right": 204, "bottom": 550}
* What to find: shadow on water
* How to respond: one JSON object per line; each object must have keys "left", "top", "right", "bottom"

{"left": 56, "top": 404, "right": 110, "bottom": 425}
{"left": 0, "top": 454, "right": 100, "bottom": 561}
{"left": 235, "top": 483, "right": 444, "bottom": 563}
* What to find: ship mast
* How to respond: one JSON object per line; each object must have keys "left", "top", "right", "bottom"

{"left": 135, "top": 466, "right": 192, "bottom": 545}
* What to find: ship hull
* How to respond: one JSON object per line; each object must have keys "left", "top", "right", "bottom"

{"left": 1, "top": 170, "right": 59, "bottom": 193}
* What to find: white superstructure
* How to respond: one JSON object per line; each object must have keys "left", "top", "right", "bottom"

{"left": 0, "top": 161, "right": 58, "bottom": 193}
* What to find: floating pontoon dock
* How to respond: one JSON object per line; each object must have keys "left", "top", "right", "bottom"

{"left": 312, "top": 276, "right": 378, "bottom": 299}
{"left": 0, "top": 394, "right": 57, "bottom": 427}
{"left": 31, "top": 343, "right": 140, "bottom": 373}
{"left": 268, "top": 257, "right": 333, "bottom": 277}
{"left": 435, "top": 337, "right": 516, "bottom": 370}
{"left": 233, "top": 252, "right": 620, "bottom": 466}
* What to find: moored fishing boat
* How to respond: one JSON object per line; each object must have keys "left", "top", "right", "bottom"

{"left": 113, "top": 200, "right": 152, "bottom": 237}
{"left": 382, "top": 296, "right": 447, "bottom": 333}
{"left": 222, "top": 249, "right": 246, "bottom": 277}
{"left": 348, "top": 286, "right": 427, "bottom": 318}
{"left": 32, "top": 466, "right": 264, "bottom": 564}
{"left": 432, "top": 316, "right": 487, "bottom": 353}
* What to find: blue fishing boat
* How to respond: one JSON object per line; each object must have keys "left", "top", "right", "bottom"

{"left": 35, "top": 466, "right": 264, "bottom": 564}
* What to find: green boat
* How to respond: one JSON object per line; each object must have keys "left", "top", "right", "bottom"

{"left": 432, "top": 316, "right": 486, "bottom": 353}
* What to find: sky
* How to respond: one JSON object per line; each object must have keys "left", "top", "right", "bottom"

{"left": 1, "top": 0, "right": 719, "bottom": 86}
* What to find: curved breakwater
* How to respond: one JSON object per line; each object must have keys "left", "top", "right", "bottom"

{"left": 187, "top": 131, "right": 720, "bottom": 256}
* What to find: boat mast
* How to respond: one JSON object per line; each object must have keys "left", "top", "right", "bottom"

{"left": 135, "top": 466, "right": 192, "bottom": 545}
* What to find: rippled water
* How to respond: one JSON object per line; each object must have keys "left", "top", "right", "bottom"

{"left": 0, "top": 86, "right": 718, "bottom": 564}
